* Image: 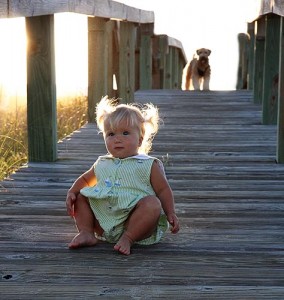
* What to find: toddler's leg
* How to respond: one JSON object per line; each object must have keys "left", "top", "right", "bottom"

{"left": 114, "top": 196, "right": 161, "bottom": 255}
{"left": 69, "top": 194, "right": 102, "bottom": 249}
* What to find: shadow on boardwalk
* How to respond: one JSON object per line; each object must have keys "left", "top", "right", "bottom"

{"left": 1, "top": 90, "right": 284, "bottom": 299}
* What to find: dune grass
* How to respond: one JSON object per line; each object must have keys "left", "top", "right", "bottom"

{"left": 0, "top": 95, "right": 87, "bottom": 180}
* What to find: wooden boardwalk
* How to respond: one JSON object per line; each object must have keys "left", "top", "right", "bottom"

{"left": 1, "top": 90, "right": 284, "bottom": 299}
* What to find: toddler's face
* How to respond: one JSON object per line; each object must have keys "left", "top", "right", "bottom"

{"left": 103, "top": 119, "right": 142, "bottom": 159}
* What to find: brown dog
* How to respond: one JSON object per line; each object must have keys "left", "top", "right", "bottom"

{"left": 184, "top": 48, "right": 211, "bottom": 91}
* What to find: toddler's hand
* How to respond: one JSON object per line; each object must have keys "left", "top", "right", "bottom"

{"left": 167, "top": 213, "right": 180, "bottom": 234}
{"left": 66, "top": 192, "right": 77, "bottom": 217}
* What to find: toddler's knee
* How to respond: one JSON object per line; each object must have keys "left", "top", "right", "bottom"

{"left": 139, "top": 196, "right": 161, "bottom": 213}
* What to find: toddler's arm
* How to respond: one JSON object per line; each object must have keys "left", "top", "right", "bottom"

{"left": 66, "top": 166, "right": 97, "bottom": 216}
{"left": 150, "top": 160, "right": 180, "bottom": 234}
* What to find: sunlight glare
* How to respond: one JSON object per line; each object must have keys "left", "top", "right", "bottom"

{"left": 55, "top": 13, "right": 88, "bottom": 98}
{"left": 0, "top": 17, "right": 26, "bottom": 109}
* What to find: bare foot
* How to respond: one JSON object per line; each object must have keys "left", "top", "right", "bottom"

{"left": 114, "top": 234, "right": 133, "bottom": 255}
{"left": 69, "top": 231, "right": 98, "bottom": 249}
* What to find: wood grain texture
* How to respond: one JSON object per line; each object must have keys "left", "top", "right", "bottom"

{"left": 1, "top": 90, "right": 284, "bottom": 299}
{"left": 0, "top": 0, "right": 154, "bottom": 23}
{"left": 26, "top": 15, "right": 57, "bottom": 162}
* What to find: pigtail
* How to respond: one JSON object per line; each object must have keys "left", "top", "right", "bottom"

{"left": 139, "top": 103, "right": 161, "bottom": 154}
{"left": 96, "top": 96, "right": 117, "bottom": 131}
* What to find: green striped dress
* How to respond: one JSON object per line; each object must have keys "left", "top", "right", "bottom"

{"left": 80, "top": 154, "right": 169, "bottom": 244}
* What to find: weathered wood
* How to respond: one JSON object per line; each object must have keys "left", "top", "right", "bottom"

{"left": 139, "top": 23, "right": 154, "bottom": 90}
{"left": 277, "top": 17, "right": 284, "bottom": 162}
{"left": 158, "top": 35, "right": 168, "bottom": 89}
{"left": 274, "top": 0, "right": 284, "bottom": 16}
{"left": 0, "top": 0, "right": 155, "bottom": 24}
{"left": 253, "top": 17, "right": 266, "bottom": 104}
{"left": 117, "top": 21, "right": 136, "bottom": 102}
{"left": 257, "top": 0, "right": 284, "bottom": 17}
{"left": 171, "top": 48, "right": 179, "bottom": 89}
{"left": 26, "top": 15, "right": 57, "bottom": 162}
{"left": 152, "top": 35, "right": 163, "bottom": 89}
{"left": 151, "top": 35, "right": 186, "bottom": 89}
{"left": 236, "top": 33, "right": 249, "bottom": 89}
{"left": 262, "top": 13, "right": 281, "bottom": 124}
{"left": 87, "top": 17, "right": 108, "bottom": 122}
{"left": 247, "top": 22, "right": 255, "bottom": 90}
{"left": 164, "top": 47, "right": 173, "bottom": 89}
{"left": 1, "top": 90, "right": 284, "bottom": 298}
{"left": 105, "top": 20, "right": 116, "bottom": 98}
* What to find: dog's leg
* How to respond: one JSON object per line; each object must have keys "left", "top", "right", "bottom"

{"left": 192, "top": 77, "right": 200, "bottom": 90}
{"left": 203, "top": 77, "right": 210, "bottom": 90}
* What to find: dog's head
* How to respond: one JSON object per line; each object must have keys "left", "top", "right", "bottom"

{"left": 196, "top": 48, "right": 211, "bottom": 64}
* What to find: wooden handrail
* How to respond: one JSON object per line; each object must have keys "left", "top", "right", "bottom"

{"left": 0, "top": 0, "right": 154, "bottom": 23}
{"left": 247, "top": 0, "right": 284, "bottom": 22}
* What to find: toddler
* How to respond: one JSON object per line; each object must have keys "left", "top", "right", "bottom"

{"left": 66, "top": 96, "right": 179, "bottom": 255}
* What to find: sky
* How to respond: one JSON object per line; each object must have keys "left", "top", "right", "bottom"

{"left": 0, "top": 0, "right": 261, "bottom": 109}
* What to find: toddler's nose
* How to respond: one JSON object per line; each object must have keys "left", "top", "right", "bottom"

{"left": 114, "top": 135, "right": 121, "bottom": 142}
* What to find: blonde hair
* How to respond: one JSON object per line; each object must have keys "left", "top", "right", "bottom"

{"left": 96, "top": 96, "right": 160, "bottom": 154}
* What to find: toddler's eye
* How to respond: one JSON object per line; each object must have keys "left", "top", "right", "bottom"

{"left": 107, "top": 132, "right": 114, "bottom": 137}
{"left": 123, "top": 131, "right": 130, "bottom": 136}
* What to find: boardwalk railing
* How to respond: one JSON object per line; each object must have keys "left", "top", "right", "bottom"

{"left": 0, "top": 0, "right": 187, "bottom": 162}
{"left": 237, "top": 0, "right": 284, "bottom": 163}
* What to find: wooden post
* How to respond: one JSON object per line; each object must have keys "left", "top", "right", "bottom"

{"left": 164, "top": 42, "right": 172, "bottom": 89}
{"left": 247, "top": 22, "right": 255, "bottom": 90}
{"left": 118, "top": 22, "right": 136, "bottom": 102}
{"left": 152, "top": 35, "right": 162, "bottom": 89}
{"left": 172, "top": 48, "right": 179, "bottom": 89}
{"left": 139, "top": 23, "right": 154, "bottom": 90}
{"left": 277, "top": 17, "right": 284, "bottom": 163}
{"left": 158, "top": 35, "right": 168, "bottom": 89}
{"left": 253, "top": 17, "right": 265, "bottom": 104}
{"left": 262, "top": 14, "right": 281, "bottom": 125}
{"left": 135, "top": 26, "right": 140, "bottom": 91}
{"left": 26, "top": 15, "right": 57, "bottom": 162}
{"left": 105, "top": 20, "right": 116, "bottom": 98}
{"left": 112, "top": 21, "right": 120, "bottom": 98}
{"left": 236, "top": 33, "right": 249, "bottom": 89}
{"left": 88, "top": 17, "right": 108, "bottom": 122}
{"left": 178, "top": 51, "right": 185, "bottom": 89}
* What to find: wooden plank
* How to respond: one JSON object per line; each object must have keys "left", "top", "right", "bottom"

{"left": 277, "top": 16, "right": 284, "bottom": 162}
{"left": 274, "top": 0, "right": 284, "bottom": 16}
{"left": 26, "top": 15, "right": 57, "bottom": 162}
{"left": 0, "top": 0, "right": 154, "bottom": 24}
{"left": 1, "top": 90, "right": 284, "bottom": 299}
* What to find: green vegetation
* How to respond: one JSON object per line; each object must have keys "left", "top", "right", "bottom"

{"left": 0, "top": 96, "right": 87, "bottom": 180}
